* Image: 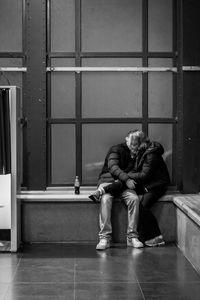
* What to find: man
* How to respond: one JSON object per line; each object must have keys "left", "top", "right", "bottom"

{"left": 127, "top": 132, "right": 170, "bottom": 246}
{"left": 93, "top": 131, "right": 144, "bottom": 250}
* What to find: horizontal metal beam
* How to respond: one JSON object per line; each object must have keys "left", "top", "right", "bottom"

{"left": 46, "top": 67, "right": 177, "bottom": 73}
{"left": 48, "top": 52, "right": 174, "bottom": 58}
{"left": 1, "top": 66, "right": 199, "bottom": 73}
{"left": 0, "top": 67, "right": 27, "bottom": 72}
{"left": 182, "top": 66, "right": 200, "bottom": 71}
{"left": 0, "top": 53, "right": 25, "bottom": 58}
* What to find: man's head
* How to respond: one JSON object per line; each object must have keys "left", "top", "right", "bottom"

{"left": 125, "top": 130, "right": 149, "bottom": 153}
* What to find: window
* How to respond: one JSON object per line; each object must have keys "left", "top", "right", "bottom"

{"left": 48, "top": 0, "right": 175, "bottom": 186}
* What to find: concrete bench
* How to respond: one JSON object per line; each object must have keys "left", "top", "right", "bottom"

{"left": 18, "top": 190, "right": 177, "bottom": 244}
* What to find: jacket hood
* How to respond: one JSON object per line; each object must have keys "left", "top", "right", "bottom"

{"left": 144, "top": 141, "right": 164, "bottom": 156}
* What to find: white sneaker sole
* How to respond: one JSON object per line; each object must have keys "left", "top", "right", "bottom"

{"left": 127, "top": 240, "right": 144, "bottom": 248}
{"left": 96, "top": 244, "right": 110, "bottom": 250}
{"left": 145, "top": 241, "right": 165, "bottom": 247}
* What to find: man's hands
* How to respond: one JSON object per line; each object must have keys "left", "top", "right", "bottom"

{"left": 126, "top": 179, "right": 136, "bottom": 189}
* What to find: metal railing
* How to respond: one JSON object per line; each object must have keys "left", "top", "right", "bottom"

{"left": 0, "top": 67, "right": 27, "bottom": 72}
{"left": 0, "top": 66, "right": 200, "bottom": 73}
{"left": 46, "top": 66, "right": 177, "bottom": 73}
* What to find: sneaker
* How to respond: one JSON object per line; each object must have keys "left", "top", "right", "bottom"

{"left": 89, "top": 190, "right": 101, "bottom": 203}
{"left": 96, "top": 238, "right": 110, "bottom": 250}
{"left": 145, "top": 235, "right": 165, "bottom": 247}
{"left": 127, "top": 237, "right": 144, "bottom": 248}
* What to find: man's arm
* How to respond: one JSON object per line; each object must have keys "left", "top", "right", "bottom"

{"left": 107, "top": 146, "right": 129, "bottom": 183}
{"left": 128, "top": 153, "right": 159, "bottom": 183}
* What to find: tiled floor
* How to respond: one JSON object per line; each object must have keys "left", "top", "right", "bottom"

{"left": 0, "top": 243, "right": 200, "bottom": 299}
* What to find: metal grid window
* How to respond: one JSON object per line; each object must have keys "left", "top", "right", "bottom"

{"left": 47, "top": 0, "right": 176, "bottom": 186}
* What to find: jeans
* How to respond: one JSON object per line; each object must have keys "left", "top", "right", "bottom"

{"left": 137, "top": 186, "right": 167, "bottom": 242}
{"left": 98, "top": 183, "right": 140, "bottom": 240}
{"left": 102, "top": 180, "right": 124, "bottom": 197}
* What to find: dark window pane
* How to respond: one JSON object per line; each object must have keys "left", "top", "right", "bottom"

{"left": 51, "top": 58, "right": 75, "bottom": 68}
{"left": 50, "top": 59, "right": 75, "bottom": 118}
{"left": 82, "top": 58, "right": 142, "bottom": 118}
{"left": 82, "top": 0, "right": 142, "bottom": 52}
{"left": 51, "top": 0, "right": 75, "bottom": 52}
{"left": 0, "top": 58, "right": 23, "bottom": 67}
{"left": 148, "top": 0, "right": 172, "bottom": 51}
{"left": 0, "top": 0, "right": 22, "bottom": 51}
{"left": 148, "top": 58, "right": 173, "bottom": 118}
{"left": 51, "top": 124, "right": 75, "bottom": 184}
{"left": 82, "top": 123, "right": 142, "bottom": 184}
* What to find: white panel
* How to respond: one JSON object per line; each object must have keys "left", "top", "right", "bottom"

{"left": 0, "top": 175, "right": 11, "bottom": 229}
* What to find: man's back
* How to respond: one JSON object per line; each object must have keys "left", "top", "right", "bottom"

{"left": 98, "top": 142, "right": 132, "bottom": 186}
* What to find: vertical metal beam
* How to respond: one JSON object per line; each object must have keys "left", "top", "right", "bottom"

{"left": 22, "top": 0, "right": 28, "bottom": 187}
{"left": 25, "top": 0, "right": 46, "bottom": 189}
{"left": 75, "top": 0, "right": 82, "bottom": 182}
{"left": 142, "top": 0, "right": 148, "bottom": 135}
{"left": 176, "top": 0, "right": 183, "bottom": 191}
{"left": 172, "top": 0, "right": 178, "bottom": 187}
{"left": 182, "top": 0, "right": 200, "bottom": 193}
{"left": 46, "top": 0, "right": 52, "bottom": 186}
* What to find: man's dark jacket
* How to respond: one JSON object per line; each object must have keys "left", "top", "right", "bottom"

{"left": 127, "top": 141, "right": 170, "bottom": 191}
{"left": 97, "top": 142, "right": 132, "bottom": 186}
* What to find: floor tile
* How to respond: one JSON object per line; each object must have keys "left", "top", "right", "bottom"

{"left": 101, "top": 246, "right": 146, "bottom": 263}
{"left": 75, "top": 282, "right": 144, "bottom": 300}
{"left": 4, "top": 283, "right": 74, "bottom": 300}
{"left": 75, "top": 258, "right": 137, "bottom": 283}
{"left": 0, "top": 283, "right": 9, "bottom": 300}
{"left": 13, "top": 268, "right": 74, "bottom": 284}
{"left": 141, "top": 282, "right": 200, "bottom": 300}
{"left": 0, "top": 253, "right": 21, "bottom": 266}
{"left": 73, "top": 244, "right": 106, "bottom": 258}
{"left": 0, "top": 266, "right": 18, "bottom": 283}
{"left": 21, "top": 243, "right": 77, "bottom": 259}
{"left": 18, "top": 257, "right": 75, "bottom": 268}
{"left": 133, "top": 246, "right": 200, "bottom": 282}
{"left": 14, "top": 259, "right": 75, "bottom": 283}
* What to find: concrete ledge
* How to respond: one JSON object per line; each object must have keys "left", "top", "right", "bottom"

{"left": 17, "top": 190, "right": 177, "bottom": 202}
{"left": 18, "top": 189, "right": 95, "bottom": 202}
{"left": 173, "top": 194, "right": 200, "bottom": 227}
{"left": 173, "top": 194, "right": 200, "bottom": 275}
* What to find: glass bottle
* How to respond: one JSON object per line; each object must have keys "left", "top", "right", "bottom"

{"left": 74, "top": 176, "right": 80, "bottom": 194}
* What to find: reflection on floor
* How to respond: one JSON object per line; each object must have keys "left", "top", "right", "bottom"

{"left": 0, "top": 243, "right": 200, "bottom": 299}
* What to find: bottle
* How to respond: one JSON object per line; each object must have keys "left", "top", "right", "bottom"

{"left": 74, "top": 176, "right": 80, "bottom": 194}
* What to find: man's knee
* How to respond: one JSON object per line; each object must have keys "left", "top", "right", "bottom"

{"left": 130, "top": 194, "right": 140, "bottom": 205}
{"left": 101, "top": 193, "right": 113, "bottom": 205}
{"left": 124, "top": 191, "right": 140, "bottom": 206}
